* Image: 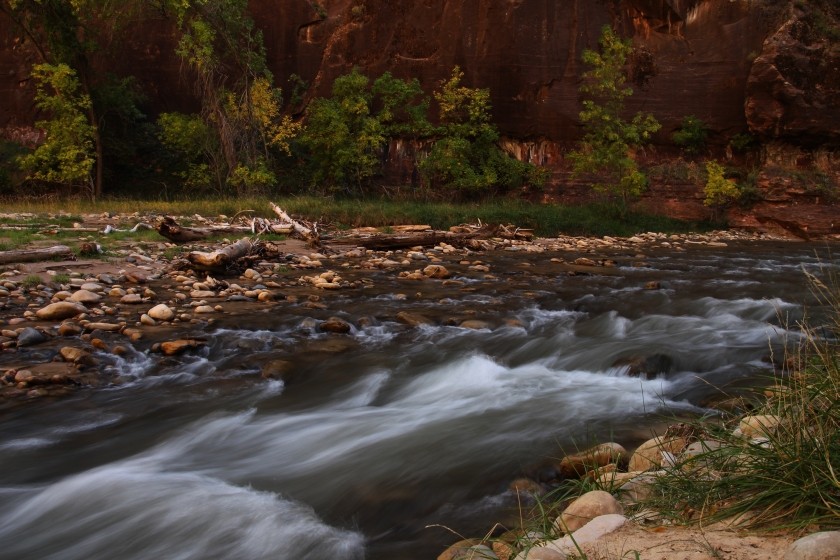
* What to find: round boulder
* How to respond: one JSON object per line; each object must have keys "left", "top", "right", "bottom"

{"left": 320, "top": 317, "right": 352, "bottom": 334}
{"left": 555, "top": 490, "right": 623, "bottom": 534}
{"left": 628, "top": 436, "right": 687, "bottom": 472}
{"left": 423, "top": 265, "right": 451, "bottom": 279}
{"left": 69, "top": 289, "right": 101, "bottom": 304}
{"left": 557, "top": 442, "right": 627, "bottom": 479}
{"left": 147, "top": 304, "right": 175, "bottom": 322}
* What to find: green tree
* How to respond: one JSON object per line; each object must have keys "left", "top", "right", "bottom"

{"left": 568, "top": 26, "right": 660, "bottom": 208}
{"left": 166, "top": 0, "right": 300, "bottom": 194}
{"left": 299, "top": 68, "right": 385, "bottom": 194}
{"left": 299, "top": 68, "right": 432, "bottom": 194}
{"left": 419, "top": 67, "right": 543, "bottom": 199}
{"left": 17, "top": 63, "right": 95, "bottom": 190}
{"left": 703, "top": 160, "right": 740, "bottom": 220}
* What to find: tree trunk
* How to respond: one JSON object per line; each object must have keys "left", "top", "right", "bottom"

{"left": 157, "top": 216, "right": 210, "bottom": 243}
{"left": 269, "top": 202, "right": 319, "bottom": 244}
{"left": 0, "top": 245, "right": 75, "bottom": 265}
{"left": 188, "top": 238, "right": 253, "bottom": 271}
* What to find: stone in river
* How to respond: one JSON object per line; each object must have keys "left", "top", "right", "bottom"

{"left": 396, "top": 311, "right": 434, "bottom": 327}
{"left": 159, "top": 339, "right": 206, "bottom": 355}
{"left": 147, "top": 304, "right": 175, "bottom": 321}
{"left": 555, "top": 490, "right": 623, "bottom": 534}
{"left": 36, "top": 301, "right": 88, "bottom": 321}
{"left": 423, "top": 264, "right": 451, "bottom": 279}
{"left": 261, "top": 359, "right": 294, "bottom": 381}
{"left": 16, "top": 327, "right": 48, "bottom": 347}
{"left": 120, "top": 294, "right": 143, "bottom": 304}
{"left": 59, "top": 346, "right": 97, "bottom": 366}
{"left": 320, "top": 317, "right": 352, "bottom": 334}
{"left": 69, "top": 289, "right": 101, "bottom": 304}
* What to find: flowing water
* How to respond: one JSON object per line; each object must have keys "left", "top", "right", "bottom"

{"left": 0, "top": 241, "right": 836, "bottom": 560}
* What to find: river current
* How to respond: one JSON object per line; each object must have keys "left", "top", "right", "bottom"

{"left": 0, "top": 240, "right": 836, "bottom": 559}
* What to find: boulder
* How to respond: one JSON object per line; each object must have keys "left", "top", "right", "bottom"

{"left": 437, "top": 539, "right": 483, "bottom": 560}
{"left": 148, "top": 304, "right": 175, "bottom": 322}
{"left": 69, "top": 289, "right": 101, "bottom": 304}
{"left": 628, "top": 436, "right": 687, "bottom": 472}
{"left": 120, "top": 294, "right": 143, "bottom": 304}
{"left": 59, "top": 347, "right": 97, "bottom": 366}
{"left": 320, "top": 317, "right": 352, "bottom": 334}
{"left": 16, "top": 327, "right": 47, "bottom": 347}
{"left": 36, "top": 301, "right": 88, "bottom": 321}
{"left": 612, "top": 354, "right": 673, "bottom": 379}
{"left": 784, "top": 531, "right": 840, "bottom": 560}
{"left": 396, "top": 311, "right": 434, "bottom": 327}
{"left": 556, "top": 442, "right": 627, "bottom": 479}
{"left": 736, "top": 414, "right": 782, "bottom": 439}
{"left": 260, "top": 359, "right": 294, "bottom": 381}
{"left": 555, "top": 490, "right": 623, "bottom": 534}
{"left": 423, "top": 265, "right": 451, "bottom": 279}
{"left": 541, "top": 514, "right": 627, "bottom": 556}
{"left": 159, "top": 339, "right": 205, "bottom": 356}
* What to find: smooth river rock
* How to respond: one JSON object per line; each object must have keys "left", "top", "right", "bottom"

{"left": 785, "top": 531, "right": 840, "bottom": 560}
{"left": 147, "top": 304, "right": 175, "bottom": 322}
{"left": 36, "top": 301, "right": 88, "bottom": 321}
{"left": 555, "top": 490, "right": 623, "bottom": 534}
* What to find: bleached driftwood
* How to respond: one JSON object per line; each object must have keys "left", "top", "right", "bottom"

{"left": 269, "top": 202, "right": 318, "bottom": 243}
{"left": 188, "top": 238, "right": 254, "bottom": 271}
{"left": 0, "top": 245, "right": 75, "bottom": 265}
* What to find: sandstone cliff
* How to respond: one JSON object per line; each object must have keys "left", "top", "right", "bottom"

{"left": 1, "top": 0, "right": 837, "bottom": 237}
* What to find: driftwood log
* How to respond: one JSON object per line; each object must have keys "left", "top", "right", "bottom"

{"left": 158, "top": 216, "right": 211, "bottom": 243}
{"left": 188, "top": 238, "right": 254, "bottom": 271}
{"left": 326, "top": 231, "right": 483, "bottom": 251}
{"left": 269, "top": 202, "right": 319, "bottom": 245}
{"left": 0, "top": 245, "right": 75, "bottom": 265}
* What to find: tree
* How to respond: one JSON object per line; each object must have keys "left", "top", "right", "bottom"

{"left": 703, "top": 160, "right": 740, "bottom": 220}
{"left": 568, "top": 26, "right": 660, "bottom": 208}
{"left": 17, "top": 63, "right": 95, "bottom": 190}
{"left": 166, "top": 0, "right": 300, "bottom": 194}
{"left": 299, "top": 68, "right": 432, "bottom": 195}
{"left": 419, "top": 67, "right": 543, "bottom": 198}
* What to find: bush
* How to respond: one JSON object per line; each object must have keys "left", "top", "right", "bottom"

{"left": 672, "top": 115, "right": 708, "bottom": 155}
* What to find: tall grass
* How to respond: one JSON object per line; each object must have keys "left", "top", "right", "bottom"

{"left": 0, "top": 196, "right": 708, "bottom": 238}
{"left": 643, "top": 269, "right": 840, "bottom": 531}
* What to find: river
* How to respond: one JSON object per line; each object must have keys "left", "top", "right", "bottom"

{"left": 0, "top": 239, "right": 836, "bottom": 560}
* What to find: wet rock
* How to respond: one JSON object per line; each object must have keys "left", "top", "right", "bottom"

{"left": 60, "top": 346, "right": 97, "bottom": 366}
{"left": 36, "top": 301, "right": 88, "bottom": 321}
{"left": 16, "top": 327, "right": 47, "bottom": 347}
{"left": 58, "top": 322, "right": 83, "bottom": 336}
{"left": 437, "top": 539, "right": 489, "bottom": 560}
{"left": 555, "top": 490, "right": 623, "bottom": 534}
{"left": 459, "top": 319, "right": 491, "bottom": 330}
{"left": 69, "top": 289, "right": 101, "bottom": 304}
{"left": 193, "top": 305, "right": 215, "bottom": 314}
{"left": 612, "top": 354, "right": 673, "bottom": 379}
{"left": 396, "top": 311, "right": 434, "bottom": 327}
{"left": 785, "top": 531, "right": 840, "bottom": 560}
{"left": 261, "top": 359, "right": 294, "bottom": 381}
{"left": 84, "top": 322, "right": 123, "bottom": 332}
{"left": 147, "top": 304, "right": 175, "bottom": 322}
{"left": 573, "top": 257, "right": 598, "bottom": 267}
{"left": 320, "top": 317, "right": 352, "bottom": 334}
{"left": 120, "top": 294, "right": 143, "bottom": 304}
{"left": 159, "top": 339, "right": 206, "bottom": 356}
{"left": 509, "top": 478, "right": 543, "bottom": 497}
{"left": 423, "top": 265, "right": 451, "bottom": 279}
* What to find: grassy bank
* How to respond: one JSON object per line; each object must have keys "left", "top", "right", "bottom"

{"left": 0, "top": 196, "right": 710, "bottom": 238}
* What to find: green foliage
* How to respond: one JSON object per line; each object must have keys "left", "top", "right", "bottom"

{"left": 299, "top": 68, "right": 386, "bottom": 194}
{"left": 156, "top": 112, "right": 218, "bottom": 192}
{"left": 728, "top": 132, "right": 756, "bottom": 153}
{"left": 703, "top": 161, "right": 741, "bottom": 208}
{"left": 0, "top": 141, "right": 27, "bottom": 194}
{"left": 568, "top": 26, "right": 661, "bottom": 207}
{"left": 18, "top": 63, "right": 96, "bottom": 190}
{"left": 371, "top": 72, "right": 433, "bottom": 138}
{"left": 672, "top": 115, "right": 708, "bottom": 155}
{"left": 420, "top": 67, "right": 544, "bottom": 199}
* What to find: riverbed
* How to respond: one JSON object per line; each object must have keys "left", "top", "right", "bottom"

{"left": 0, "top": 238, "right": 836, "bottom": 560}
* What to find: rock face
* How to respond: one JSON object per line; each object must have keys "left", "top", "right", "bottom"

{"left": 2, "top": 1, "right": 835, "bottom": 144}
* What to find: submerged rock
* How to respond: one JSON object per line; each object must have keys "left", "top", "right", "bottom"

{"left": 36, "top": 301, "right": 87, "bottom": 321}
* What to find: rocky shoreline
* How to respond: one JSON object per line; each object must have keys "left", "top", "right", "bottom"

{"left": 0, "top": 212, "right": 792, "bottom": 404}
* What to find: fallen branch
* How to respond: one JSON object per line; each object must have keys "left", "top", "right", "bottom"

{"left": 188, "top": 238, "right": 254, "bottom": 271}
{"left": 0, "top": 245, "right": 75, "bottom": 265}
{"left": 269, "top": 202, "right": 319, "bottom": 245}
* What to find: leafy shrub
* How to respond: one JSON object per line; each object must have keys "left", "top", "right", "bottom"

{"left": 703, "top": 160, "right": 741, "bottom": 208}
{"left": 672, "top": 115, "right": 708, "bottom": 155}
